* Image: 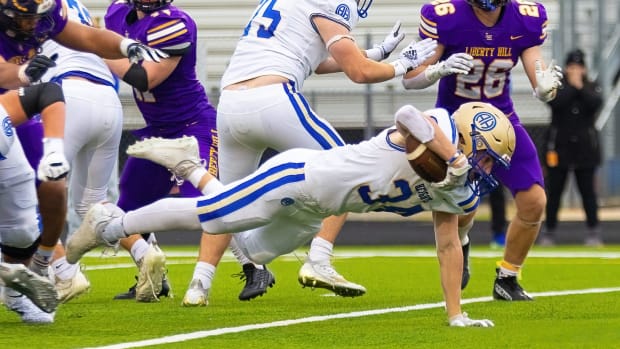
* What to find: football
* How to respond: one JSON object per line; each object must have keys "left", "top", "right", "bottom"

{"left": 405, "top": 134, "right": 447, "bottom": 183}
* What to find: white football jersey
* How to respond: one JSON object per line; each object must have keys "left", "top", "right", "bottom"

{"left": 304, "top": 108, "right": 478, "bottom": 216}
{"left": 40, "top": 0, "right": 116, "bottom": 86}
{"left": 221, "top": 0, "right": 359, "bottom": 90}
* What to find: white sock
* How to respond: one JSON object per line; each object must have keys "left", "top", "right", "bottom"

{"left": 187, "top": 167, "right": 208, "bottom": 189}
{"left": 307, "top": 237, "right": 334, "bottom": 264}
{"left": 193, "top": 261, "right": 216, "bottom": 289}
{"left": 51, "top": 256, "right": 79, "bottom": 281}
{"left": 130, "top": 238, "right": 150, "bottom": 264}
{"left": 200, "top": 175, "right": 224, "bottom": 195}
{"left": 229, "top": 237, "right": 262, "bottom": 268}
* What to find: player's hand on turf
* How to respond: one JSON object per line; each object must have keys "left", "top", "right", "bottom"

{"left": 19, "top": 53, "right": 58, "bottom": 84}
{"left": 432, "top": 152, "right": 470, "bottom": 189}
{"left": 534, "top": 59, "right": 563, "bottom": 102}
{"left": 121, "top": 39, "right": 169, "bottom": 64}
{"left": 37, "top": 138, "right": 70, "bottom": 181}
{"left": 367, "top": 20, "right": 405, "bottom": 60}
{"left": 449, "top": 312, "right": 495, "bottom": 327}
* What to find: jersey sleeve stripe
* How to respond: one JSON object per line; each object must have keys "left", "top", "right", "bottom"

{"left": 149, "top": 29, "right": 188, "bottom": 46}
{"left": 419, "top": 15, "right": 438, "bottom": 39}
{"left": 147, "top": 19, "right": 183, "bottom": 34}
{"left": 146, "top": 21, "right": 188, "bottom": 45}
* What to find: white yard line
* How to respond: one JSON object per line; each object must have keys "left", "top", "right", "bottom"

{"left": 82, "top": 286, "right": 620, "bottom": 349}
{"left": 83, "top": 249, "right": 620, "bottom": 270}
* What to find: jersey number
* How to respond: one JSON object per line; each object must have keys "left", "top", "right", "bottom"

{"left": 455, "top": 59, "right": 513, "bottom": 100}
{"left": 242, "top": 0, "right": 281, "bottom": 39}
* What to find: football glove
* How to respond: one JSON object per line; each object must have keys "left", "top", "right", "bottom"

{"left": 365, "top": 20, "right": 405, "bottom": 61}
{"left": 390, "top": 38, "right": 437, "bottom": 76}
{"left": 534, "top": 59, "right": 563, "bottom": 102}
{"left": 18, "top": 53, "right": 58, "bottom": 84}
{"left": 431, "top": 151, "right": 471, "bottom": 190}
{"left": 425, "top": 52, "right": 474, "bottom": 82}
{"left": 120, "top": 38, "right": 169, "bottom": 64}
{"left": 37, "top": 138, "right": 70, "bottom": 181}
{"left": 449, "top": 312, "right": 495, "bottom": 327}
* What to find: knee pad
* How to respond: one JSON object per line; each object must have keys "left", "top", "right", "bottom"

{"left": 0, "top": 236, "right": 40, "bottom": 260}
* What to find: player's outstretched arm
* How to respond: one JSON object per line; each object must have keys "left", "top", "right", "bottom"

{"left": 434, "top": 211, "right": 494, "bottom": 327}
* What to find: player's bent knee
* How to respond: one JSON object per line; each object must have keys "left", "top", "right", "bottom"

{"left": 0, "top": 236, "right": 40, "bottom": 260}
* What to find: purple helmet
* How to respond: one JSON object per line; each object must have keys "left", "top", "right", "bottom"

{"left": 357, "top": 0, "right": 373, "bottom": 18}
{"left": 128, "top": 0, "right": 172, "bottom": 13}
{"left": 466, "top": 0, "right": 509, "bottom": 11}
{"left": 0, "top": 0, "right": 56, "bottom": 42}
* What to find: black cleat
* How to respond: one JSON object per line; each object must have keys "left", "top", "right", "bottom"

{"left": 493, "top": 273, "right": 533, "bottom": 301}
{"left": 113, "top": 276, "right": 171, "bottom": 300}
{"left": 461, "top": 241, "right": 471, "bottom": 290}
{"left": 236, "top": 264, "right": 275, "bottom": 301}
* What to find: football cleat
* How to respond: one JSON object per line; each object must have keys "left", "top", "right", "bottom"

{"left": 4, "top": 289, "right": 55, "bottom": 323}
{"left": 298, "top": 261, "right": 366, "bottom": 297}
{"left": 65, "top": 203, "right": 122, "bottom": 264}
{"left": 0, "top": 262, "right": 58, "bottom": 313}
{"left": 493, "top": 272, "right": 533, "bottom": 301}
{"left": 113, "top": 276, "right": 171, "bottom": 300}
{"left": 461, "top": 240, "right": 471, "bottom": 290}
{"left": 182, "top": 279, "right": 209, "bottom": 307}
{"left": 54, "top": 266, "right": 91, "bottom": 303}
{"left": 126, "top": 136, "right": 205, "bottom": 185}
{"left": 135, "top": 243, "right": 167, "bottom": 302}
{"left": 236, "top": 264, "right": 275, "bottom": 301}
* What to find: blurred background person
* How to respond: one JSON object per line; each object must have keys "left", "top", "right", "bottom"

{"left": 539, "top": 49, "right": 604, "bottom": 247}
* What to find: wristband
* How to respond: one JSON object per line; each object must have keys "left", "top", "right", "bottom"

{"left": 17, "top": 65, "right": 31, "bottom": 84}
{"left": 119, "top": 38, "right": 135, "bottom": 57}
{"left": 365, "top": 47, "right": 384, "bottom": 61}
{"left": 43, "top": 137, "right": 64, "bottom": 155}
{"left": 390, "top": 60, "right": 409, "bottom": 77}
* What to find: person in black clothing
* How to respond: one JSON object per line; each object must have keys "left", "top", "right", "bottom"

{"left": 540, "top": 49, "right": 604, "bottom": 246}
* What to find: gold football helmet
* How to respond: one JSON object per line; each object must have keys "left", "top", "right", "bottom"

{"left": 452, "top": 102, "right": 516, "bottom": 196}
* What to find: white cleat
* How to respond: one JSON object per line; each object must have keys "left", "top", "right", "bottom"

{"left": 54, "top": 267, "right": 91, "bottom": 303}
{"left": 182, "top": 279, "right": 209, "bottom": 307}
{"left": 4, "top": 289, "right": 55, "bottom": 323}
{"left": 298, "top": 261, "right": 367, "bottom": 297}
{"left": 135, "top": 243, "right": 167, "bottom": 302}
{"left": 126, "top": 136, "right": 204, "bottom": 185}
{"left": 0, "top": 262, "right": 58, "bottom": 313}
{"left": 65, "top": 203, "right": 122, "bottom": 264}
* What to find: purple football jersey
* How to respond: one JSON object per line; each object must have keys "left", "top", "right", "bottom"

{"left": 419, "top": 0, "right": 547, "bottom": 116}
{"left": 105, "top": 2, "right": 216, "bottom": 130}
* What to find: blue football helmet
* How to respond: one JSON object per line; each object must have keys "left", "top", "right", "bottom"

{"left": 453, "top": 102, "right": 515, "bottom": 197}
{"left": 128, "top": 0, "right": 172, "bottom": 13}
{"left": 357, "top": 0, "right": 373, "bottom": 18}
{"left": 0, "top": 0, "right": 56, "bottom": 42}
{"left": 466, "top": 0, "right": 509, "bottom": 11}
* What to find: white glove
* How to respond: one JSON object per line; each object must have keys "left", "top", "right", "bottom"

{"left": 425, "top": 52, "right": 474, "bottom": 82}
{"left": 534, "top": 59, "right": 563, "bottom": 102}
{"left": 390, "top": 38, "right": 437, "bottom": 76}
{"left": 37, "top": 138, "right": 70, "bottom": 181}
{"left": 431, "top": 152, "right": 471, "bottom": 189}
{"left": 365, "top": 20, "right": 406, "bottom": 61}
{"left": 120, "top": 38, "right": 169, "bottom": 64}
{"left": 449, "top": 312, "right": 495, "bottom": 327}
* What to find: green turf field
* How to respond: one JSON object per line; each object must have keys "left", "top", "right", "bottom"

{"left": 1, "top": 245, "right": 619, "bottom": 349}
